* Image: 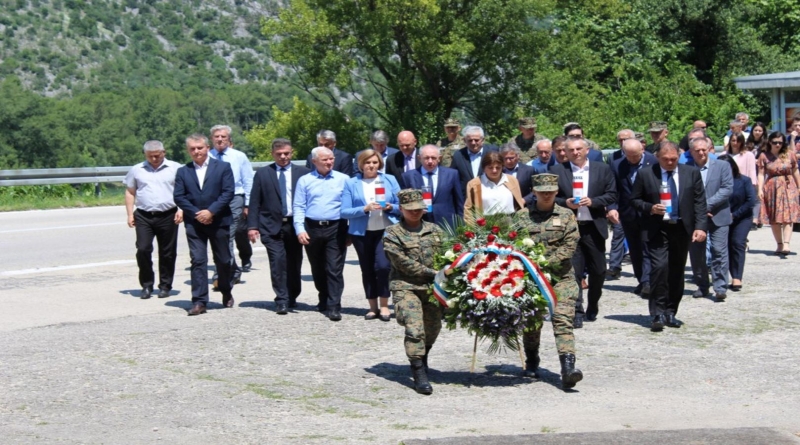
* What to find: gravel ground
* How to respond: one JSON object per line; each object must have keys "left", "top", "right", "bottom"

{"left": 1, "top": 226, "right": 799, "bottom": 444}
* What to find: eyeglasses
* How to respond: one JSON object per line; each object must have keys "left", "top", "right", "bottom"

{"left": 770, "top": 141, "right": 783, "bottom": 145}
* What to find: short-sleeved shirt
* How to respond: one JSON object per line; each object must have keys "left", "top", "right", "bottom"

{"left": 124, "top": 160, "right": 182, "bottom": 212}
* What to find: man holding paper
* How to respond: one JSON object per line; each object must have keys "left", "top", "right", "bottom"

{"left": 551, "top": 136, "right": 617, "bottom": 324}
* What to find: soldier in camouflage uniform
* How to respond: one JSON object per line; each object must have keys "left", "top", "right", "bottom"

{"left": 437, "top": 118, "right": 465, "bottom": 168}
{"left": 508, "top": 117, "right": 546, "bottom": 164}
{"left": 383, "top": 189, "right": 445, "bottom": 395}
{"left": 515, "top": 173, "right": 584, "bottom": 389}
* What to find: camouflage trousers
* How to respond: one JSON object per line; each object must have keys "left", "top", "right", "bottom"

{"left": 523, "top": 280, "right": 579, "bottom": 355}
{"left": 392, "top": 289, "right": 444, "bottom": 360}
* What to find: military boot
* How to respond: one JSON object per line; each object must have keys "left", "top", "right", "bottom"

{"left": 559, "top": 354, "right": 583, "bottom": 389}
{"left": 410, "top": 359, "right": 433, "bottom": 395}
{"left": 422, "top": 345, "right": 432, "bottom": 371}
{"left": 523, "top": 347, "right": 540, "bottom": 378}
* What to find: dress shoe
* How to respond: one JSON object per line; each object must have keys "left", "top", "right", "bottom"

{"left": 187, "top": 303, "right": 207, "bottom": 316}
{"left": 585, "top": 311, "right": 597, "bottom": 322}
{"left": 633, "top": 283, "right": 643, "bottom": 295}
{"left": 223, "top": 294, "right": 235, "bottom": 308}
{"left": 715, "top": 292, "right": 727, "bottom": 301}
{"left": 276, "top": 302, "right": 288, "bottom": 315}
{"left": 140, "top": 288, "right": 153, "bottom": 300}
{"left": 665, "top": 313, "right": 682, "bottom": 328}
{"left": 640, "top": 283, "right": 651, "bottom": 297}
{"left": 157, "top": 289, "right": 170, "bottom": 299}
{"left": 233, "top": 272, "right": 242, "bottom": 285}
{"left": 288, "top": 299, "right": 298, "bottom": 309}
{"left": 241, "top": 262, "right": 252, "bottom": 273}
{"left": 605, "top": 268, "right": 621, "bottom": 280}
{"left": 692, "top": 289, "right": 708, "bottom": 298}
{"left": 650, "top": 315, "right": 664, "bottom": 332}
{"left": 559, "top": 354, "right": 583, "bottom": 389}
{"left": 410, "top": 359, "right": 433, "bottom": 395}
{"left": 327, "top": 309, "right": 342, "bottom": 321}
{"left": 573, "top": 316, "right": 583, "bottom": 329}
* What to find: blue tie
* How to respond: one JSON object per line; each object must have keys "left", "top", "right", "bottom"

{"left": 426, "top": 171, "right": 434, "bottom": 194}
{"left": 668, "top": 171, "right": 679, "bottom": 219}
{"left": 279, "top": 167, "right": 288, "bottom": 216}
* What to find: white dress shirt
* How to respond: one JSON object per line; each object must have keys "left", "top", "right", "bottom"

{"left": 422, "top": 167, "right": 438, "bottom": 196}
{"left": 194, "top": 157, "right": 209, "bottom": 188}
{"left": 480, "top": 174, "right": 515, "bottom": 215}
{"left": 277, "top": 165, "right": 293, "bottom": 217}
{"left": 570, "top": 161, "right": 592, "bottom": 221}
{"left": 469, "top": 149, "right": 484, "bottom": 177}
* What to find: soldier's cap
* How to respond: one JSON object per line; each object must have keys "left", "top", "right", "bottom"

{"left": 532, "top": 173, "right": 559, "bottom": 192}
{"left": 444, "top": 118, "right": 461, "bottom": 127}
{"left": 648, "top": 121, "right": 668, "bottom": 132}
{"left": 634, "top": 131, "right": 645, "bottom": 140}
{"left": 519, "top": 117, "right": 537, "bottom": 129}
{"left": 398, "top": 189, "right": 427, "bottom": 210}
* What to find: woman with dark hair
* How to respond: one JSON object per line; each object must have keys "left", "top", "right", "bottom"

{"left": 718, "top": 155, "right": 755, "bottom": 291}
{"left": 757, "top": 132, "right": 800, "bottom": 255}
{"left": 746, "top": 122, "right": 768, "bottom": 157}
{"left": 727, "top": 132, "right": 757, "bottom": 186}
{"left": 463, "top": 151, "right": 525, "bottom": 225}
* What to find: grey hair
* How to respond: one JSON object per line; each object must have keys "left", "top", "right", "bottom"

{"left": 462, "top": 126, "right": 484, "bottom": 138}
{"left": 617, "top": 129, "right": 634, "bottom": 139}
{"left": 318, "top": 130, "right": 337, "bottom": 141}
{"left": 271, "top": 138, "right": 292, "bottom": 151}
{"left": 370, "top": 130, "right": 389, "bottom": 143}
{"left": 534, "top": 138, "right": 552, "bottom": 150}
{"left": 143, "top": 140, "right": 165, "bottom": 152}
{"left": 185, "top": 133, "right": 209, "bottom": 146}
{"left": 210, "top": 125, "right": 233, "bottom": 139}
{"left": 499, "top": 142, "right": 521, "bottom": 156}
{"left": 419, "top": 144, "right": 440, "bottom": 156}
{"left": 310, "top": 146, "right": 333, "bottom": 160}
{"left": 688, "top": 136, "right": 710, "bottom": 151}
{"left": 735, "top": 112, "right": 749, "bottom": 120}
{"left": 729, "top": 120, "right": 743, "bottom": 128}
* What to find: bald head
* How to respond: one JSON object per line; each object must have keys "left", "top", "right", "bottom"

{"left": 622, "top": 138, "right": 644, "bottom": 165}
{"left": 397, "top": 131, "right": 417, "bottom": 156}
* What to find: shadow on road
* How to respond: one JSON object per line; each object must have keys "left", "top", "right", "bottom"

{"left": 604, "top": 314, "right": 651, "bottom": 328}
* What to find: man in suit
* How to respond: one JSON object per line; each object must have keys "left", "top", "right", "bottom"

{"left": 685, "top": 137, "right": 733, "bottom": 301}
{"left": 606, "top": 129, "right": 635, "bottom": 280}
{"left": 609, "top": 138, "right": 657, "bottom": 295}
{"left": 450, "top": 126, "right": 499, "bottom": 194}
{"left": 401, "top": 144, "right": 464, "bottom": 226}
{"left": 529, "top": 139, "right": 552, "bottom": 174}
{"left": 353, "top": 130, "right": 398, "bottom": 174}
{"left": 247, "top": 138, "right": 310, "bottom": 314}
{"left": 500, "top": 143, "right": 536, "bottom": 206}
{"left": 563, "top": 123, "right": 604, "bottom": 162}
{"left": 305, "top": 130, "right": 354, "bottom": 176}
{"left": 173, "top": 134, "right": 236, "bottom": 316}
{"left": 385, "top": 130, "right": 419, "bottom": 188}
{"left": 551, "top": 136, "right": 617, "bottom": 323}
{"left": 631, "top": 142, "right": 707, "bottom": 331}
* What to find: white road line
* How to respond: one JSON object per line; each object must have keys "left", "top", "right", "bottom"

{"left": 1, "top": 260, "right": 135, "bottom": 276}
{"left": 0, "top": 222, "right": 123, "bottom": 234}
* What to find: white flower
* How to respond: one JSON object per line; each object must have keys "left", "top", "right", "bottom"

{"left": 447, "top": 299, "right": 458, "bottom": 308}
{"left": 522, "top": 238, "right": 535, "bottom": 247}
{"left": 544, "top": 272, "right": 552, "bottom": 281}
{"left": 444, "top": 250, "right": 456, "bottom": 261}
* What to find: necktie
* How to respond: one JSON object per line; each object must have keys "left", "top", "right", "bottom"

{"left": 426, "top": 171, "right": 434, "bottom": 195}
{"left": 279, "top": 167, "right": 288, "bottom": 216}
{"left": 668, "top": 171, "right": 679, "bottom": 219}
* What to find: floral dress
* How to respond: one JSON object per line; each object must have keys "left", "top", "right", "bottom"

{"left": 758, "top": 152, "right": 800, "bottom": 224}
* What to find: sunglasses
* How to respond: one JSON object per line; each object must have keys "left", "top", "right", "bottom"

{"left": 770, "top": 141, "right": 783, "bottom": 145}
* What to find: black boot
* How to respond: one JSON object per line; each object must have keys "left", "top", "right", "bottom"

{"left": 559, "top": 354, "right": 583, "bottom": 389}
{"left": 422, "top": 345, "right": 432, "bottom": 371}
{"left": 410, "top": 359, "right": 433, "bottom": 395}
{"left": 523, "top": 347, "right": 540, "bottom": 378}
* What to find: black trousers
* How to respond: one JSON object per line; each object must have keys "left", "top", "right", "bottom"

{"left": 304, "top": 219, "right": 347, "bottom": 311}
{"left": 235, "top": 211, "right": 252, "bottom": 266}
{"left": 263, "top": 218, "right": 303, "bottom": 303}
{"left": 621, "top": 218, "right": 652, "bottom": 285}
{"left": 350, "top": 229, "right": 391, "bottom": 299}
{"left": 185, "top": 222, "right": 233, "bottom": 305}
{"left": 573, "top": 222, "right": 607, "bottom": 316}
{"left": 647, "top": 221, "right": 691, "bottom": 317}
{"left": 134, "top": 208, "right": 179, "bottom": 291}
{"left": 728, "top": 216, "right": 751, "bottom": 280}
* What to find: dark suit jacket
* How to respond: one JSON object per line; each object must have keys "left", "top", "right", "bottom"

{"left": 631, "top": 163, "right": 708, "bottom": 240}
{"left": 550, "top": 160, "right": 617, "bottom": 239}
{"left": 305, "top": 148, "right": 354, "bottom": 177}
{"left": 401, "top": 166, "right": 464, "bottom": 226}
{"left": 174, "top": 158, "right": 235, "bottom": 227}
{"left": 506, "top": 163, "right": 536, "bottom": 207}
{"left": 385, "top": 149, "right": 420, "bottom": 188}
{"left": 449, "top": 145, "right": 500, "bottom": 193}
{"left": 611, "top": 152, "right": 658, "bottom": 221}
{"left": 247, "top": 163, "right": 310, "bottom": 238}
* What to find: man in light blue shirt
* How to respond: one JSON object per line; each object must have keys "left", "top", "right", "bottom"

{"left": 294, "top": 147, "right": 349, "bottom": 321}
{"left": 209, "top": 125, "right": 254, "bottom": 286}
{"left": 528, "top": 139, "right": 553, "bottom": 174}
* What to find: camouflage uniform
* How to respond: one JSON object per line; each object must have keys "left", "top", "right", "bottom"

{"left": 516, "top": 203, "right": 580, "bottom": 355}
{"left": 383, "top": 210, "right": 445, "bottom": 360}
{"left": 508, "top": 133, "right": 546, "bottom": 164}
{"left": 437, "top": 118, "right": 464, "bottom": 168}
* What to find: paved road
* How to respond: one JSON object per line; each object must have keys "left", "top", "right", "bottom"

{"left": 1, "top": 206, "right": 799, "bottom": 444}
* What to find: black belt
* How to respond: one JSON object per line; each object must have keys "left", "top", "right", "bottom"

{"left": 305, "top": 218, "right": 341, "bottom": 227}
{"left": 136, "top": 208, "right": 177, "bottom": 217}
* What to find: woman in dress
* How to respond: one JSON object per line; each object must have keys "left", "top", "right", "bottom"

{"left": 757, "top": 132, "right": 800, "bottom": 255}
{"left": 747, "top": 122, "right": 769, "bottom": 228}
{"left": 718, "top": 155, "right": 755, "bottom": 291}
{"left": 341, "top": 149, "right": 401, "bottom": 321}
{"left": 463, "top": 151, "right": 525, "bottom": 224}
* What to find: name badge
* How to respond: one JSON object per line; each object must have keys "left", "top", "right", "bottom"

{"left": 552, "top": 217, "right": 562, "bottom": 227}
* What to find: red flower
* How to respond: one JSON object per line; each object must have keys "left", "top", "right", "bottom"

{"left": 508, "top": 231, "right": 518, "bottom": 240}
{"left": 489, "top": 270, "right": 501, "bottom": 279}
{"left": 499, "top": 263, "right": 509, "bottom": 270}
{"left": 487, "top": 234, "right": 496, "bottom": 242}
{"left": 467, "top": 270, "right": 478, "bottom": 281}
{"left": 487, "top": 253, "right": 498, "bottom": 261}
{"left": 473, "top": 290, "right": 487, "bottom": 300}
{"left": 490, "top": 286, "right": 503, "bottom": 297}
{"left": 514, "top": 290, "right": 524, "bottom": 298}
{"left": 510, "top": 269, "right": 525, "bottom": 279}
{"left": 476, "top": 218, "right": 487, "bottom": 227}
{"left": 482, "top": 277, "right": 493, "bottom": 288}
{"left": 491, "top": 226, "right": 500, "bottom": 234}
{"left": 502, "top": 277, "right": 515, "bottom": 285}
{"left": 474, "top": 262, "right": 486, "bottom": 271}
{"left": 453, "top": 243, "right": 463, "bottom": 252}
{"left": 464, "top": 231, "right": 475, "bottom": 239}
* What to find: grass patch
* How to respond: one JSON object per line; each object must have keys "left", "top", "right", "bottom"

{"left": 244, "top": 383, "right": 284, "bottom": 399}
{"left": 196, "top": 373, "right": 226, "bottom": 382}
{"left": 115, "top": 357, "right": 137, "bottom": 366}
{"left": 341, "top": 396, "right": 381, "bottom": 407}
{"left": 0, "top": 184, "right": 126, "bottom": 211}
{"left": 390, "top": 423, "right": 428, "bottom": 431}
{"left": 541, "top": 426, "right": 557, "bottom": 433}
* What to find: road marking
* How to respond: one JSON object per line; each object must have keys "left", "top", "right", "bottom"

{"left": 0, "top": 222, "right": 123, "bottom": 234}
{"left": 1, "top": 260, "right": 135, "bottom": 276}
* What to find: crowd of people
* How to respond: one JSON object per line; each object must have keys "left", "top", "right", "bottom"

{"left": 123, "top": 115, "right": 800, "bottom": 393}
